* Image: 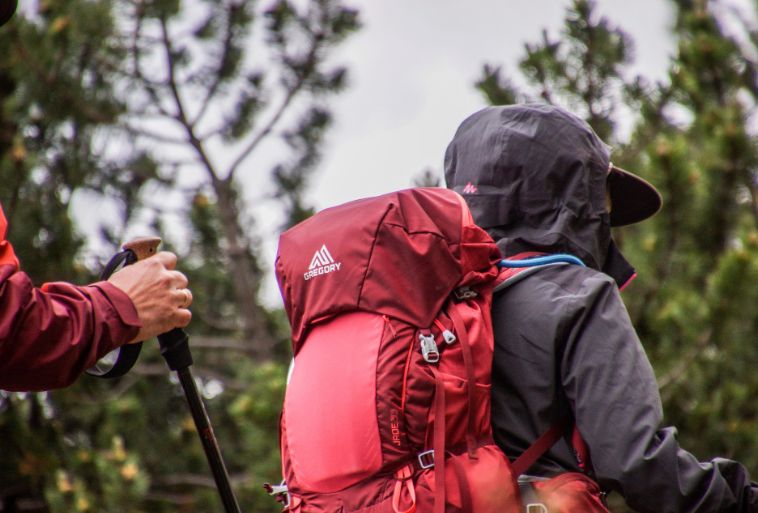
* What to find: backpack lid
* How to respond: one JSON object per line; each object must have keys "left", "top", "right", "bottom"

{"left": 275, "top": 187, "right": 501, "bottom": 351}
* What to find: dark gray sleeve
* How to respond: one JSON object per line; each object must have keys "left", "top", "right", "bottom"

{"left": 561, "top": 272, "right": 758, "bottom": 513}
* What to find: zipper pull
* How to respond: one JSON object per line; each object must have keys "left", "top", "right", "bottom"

{"left": 418, "top": 331, "right": 440, "bottom": 363}
{"left": 434, "top": 318, "right": 456, "bottom": 345}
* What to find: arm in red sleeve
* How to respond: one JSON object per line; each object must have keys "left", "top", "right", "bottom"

{"left": 0, "top": 205, "right": 141, "bottom": 391}
{"left": 0, "top": 266, "right": 141, "bottom": 391}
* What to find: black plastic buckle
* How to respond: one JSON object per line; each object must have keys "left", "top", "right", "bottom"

{"left": 453, "top": 287, "right": 478, "bottom": 302}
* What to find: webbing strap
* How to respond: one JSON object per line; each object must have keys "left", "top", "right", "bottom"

{"left": 432, "top": 368, "right": 446, "bottom": 513}
{"left": 511, "top": 417, "right": 569, "bottom": 477}
{"left": 446, "top": 305, "right": 478, "bottom": 458}
{"left": 392, "top": 465, "right": 417, "bottom": 513}
{"left": 572, "top": 425, "right": 592, "bottom": 472}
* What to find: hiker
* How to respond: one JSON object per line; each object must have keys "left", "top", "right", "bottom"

{"left": 0, "top": 204, "right": 193, "bottom": 391}
{"left": 444, "top": 103, "right": 758, "bottom": 512}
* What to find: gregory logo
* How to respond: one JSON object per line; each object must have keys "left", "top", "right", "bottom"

{"left": 304, "top": 244, "right": 341, "bottom": 281}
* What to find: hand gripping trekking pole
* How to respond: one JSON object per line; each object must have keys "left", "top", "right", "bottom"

{"left": 89, "top": 238, "right": 242, "bottom": 513}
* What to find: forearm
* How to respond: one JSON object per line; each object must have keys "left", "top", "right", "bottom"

{"left": 0, "top": 266, "right": 140, "bottom": 391}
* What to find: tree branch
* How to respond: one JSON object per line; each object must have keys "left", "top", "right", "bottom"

{"left": 159, "top": 15, "right": 221, "bottom": 183}
{"left": 191, "top": 2, "right": 239, "bottom": 126}
{"left": 123, "top": 124, "right": 188, "bottom": 145}
{"left": 131, "top": 11, "right": 172, "bottom": 119}
{"left": 225, "top": 33, "right": 323, "bottom": 181}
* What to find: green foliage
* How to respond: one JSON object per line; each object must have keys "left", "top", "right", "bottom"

{"left": 478, "top": 0, "right": 632, "bottom": 140}
{"left": 0, "top": 0, "right": 357, "bottom": 511}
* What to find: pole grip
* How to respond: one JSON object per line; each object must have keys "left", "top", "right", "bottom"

{"left": 122, "top": 237, "right": 161, "bottom": 260}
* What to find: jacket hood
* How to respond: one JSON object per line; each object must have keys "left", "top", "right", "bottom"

{"left": 444, "top": 104, "right": 635, "bottom": 288}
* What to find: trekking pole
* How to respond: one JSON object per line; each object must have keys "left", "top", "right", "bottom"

{"left": 88, "top": 238, "right": 242, "bottom": 513}
{"left": 158, "top": 327, "right": 242, "bottom": 513}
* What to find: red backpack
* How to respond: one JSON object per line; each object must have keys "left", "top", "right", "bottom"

{"left": 271, "top": 188, "right": 606, "bottom": 513}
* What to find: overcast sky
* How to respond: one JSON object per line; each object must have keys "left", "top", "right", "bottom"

{"left": 252, "top": 0, "right": 676, "bottom": 303}
{"left": 64, "top": 0, "right": 677, "bottom": 303}
{"left": 308, "top": 0, "right": 673, "bottom": 205}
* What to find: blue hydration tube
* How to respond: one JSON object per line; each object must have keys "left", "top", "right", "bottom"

{"left": 499, "top": 254, "right": 585, "bottom": 268}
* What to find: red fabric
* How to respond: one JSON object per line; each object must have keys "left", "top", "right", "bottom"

{"left": 275, "top": 188, "right": 501, "bottom": 351}
{"left": 572, "top": 425, "right": 592, "bottom": 472}
{"left": 284, "top": 311, "right": 384, "bottom": 492}
{"left": 0, "top": 205, "right": 141, "bottom": 391}
{"left": 416, "top": 445, "right": 521, "bottom": 513}
{"left": 532, "top": 473, "right": 610, "bottom": 513}
{"left": 512, "top": 419, "right": 568, "bottom": 477}
{"left": 0, "top": 205, "right": 19, "bottom": 270}
{"left": 277, "top": 188, "right": 513, "bottom": 512}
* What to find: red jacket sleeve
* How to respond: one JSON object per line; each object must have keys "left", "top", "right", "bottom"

{"left": 0, "top": 205, "right": 141, "bottom": 391}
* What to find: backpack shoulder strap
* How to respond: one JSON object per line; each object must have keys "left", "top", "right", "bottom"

{"left": 496, "top": 251, "right": 591, "bottom": 477}
{"left": 511, "top": 418, "right": 568, "bottom": 477}
{"left": 511, "top": 418, "right": 593, "bottom": 477}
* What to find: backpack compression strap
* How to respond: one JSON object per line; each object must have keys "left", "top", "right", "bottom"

{"left": 511, "top": 418, "right": 569, "bottom": 476}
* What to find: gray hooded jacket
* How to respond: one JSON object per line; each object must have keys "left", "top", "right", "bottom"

{"left": 445, "top": 104, "right": 758, "bottom": 513}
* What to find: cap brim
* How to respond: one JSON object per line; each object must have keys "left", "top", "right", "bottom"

{"left": 0, "top": 0, "right": 17, "bottom": 27}
{"left": 608, "top": 166, "right": 662, "bottom": 226}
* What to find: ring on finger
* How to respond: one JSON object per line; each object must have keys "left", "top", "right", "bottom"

{"left": 179, "top": 288, "right": 192, "bottom": 307}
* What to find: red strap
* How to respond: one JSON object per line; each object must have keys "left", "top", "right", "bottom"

{"left": 446, "top": 305, "right": 477, "bottom": 458}
{"left": 511, "top": 417, "right": 568, "bottom": 477}
{"left": 432, "top": 368, "right": 446, "bottom": 513}
{"left": 392, "top": 465, "right": 417, "bottom": 513}
{"left": 572, "top": 425, "right": 592, "bottom": 472}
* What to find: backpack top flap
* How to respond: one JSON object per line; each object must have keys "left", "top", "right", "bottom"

{"left": 275, "top": 187, "right": 501, "bottom": 351}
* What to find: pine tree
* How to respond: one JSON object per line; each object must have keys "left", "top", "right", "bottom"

{"left": 0, "top": 1, "right": 359, "bottom": 511}
{"left": 0, "top": 2, "right": 149, "bottom": 510}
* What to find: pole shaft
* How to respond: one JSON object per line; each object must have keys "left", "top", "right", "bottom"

{"left": 177, "top": 367, "right": 242, "bottom": 513}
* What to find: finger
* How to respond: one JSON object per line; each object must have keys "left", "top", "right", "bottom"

{"left": 174, "top": 288, "right": 193, "bottom": 308}
{"left": 174, "top": 308, "right": 192, "bottom": 328}
{"left": 151, "top": 251, "right": 178, "bottom": 270}
{"left": 170, "top": 270, "right": 189, "bottom": 289}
